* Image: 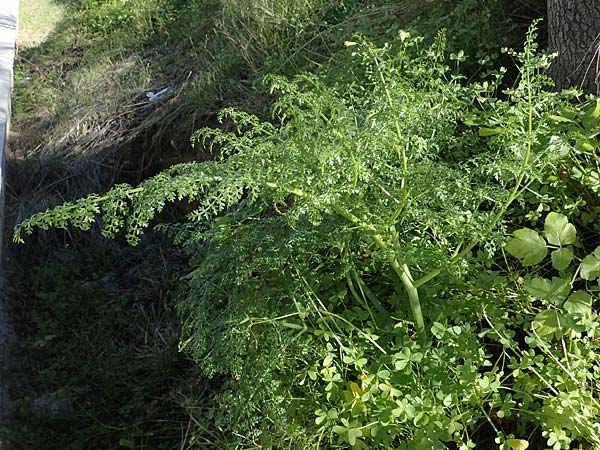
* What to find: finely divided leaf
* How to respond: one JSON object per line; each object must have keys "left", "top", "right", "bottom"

{"left": 505, "top": 228, "right": 547, "bottom": 266}
{"left": 544, "top": 212, "right": 576, "bottom": 246}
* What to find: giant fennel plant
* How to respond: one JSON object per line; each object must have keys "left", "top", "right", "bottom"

{"left": 15, "top": 26, "right": 578, "bottom": 447}
{"left": 15, "top": 27, "right": 561, "bottom": 327}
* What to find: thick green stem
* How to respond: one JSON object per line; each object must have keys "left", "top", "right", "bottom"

{"left": 399, "top": 264, "right": 425, "bottom": 334}
{"left": 372, "top": 234, "right": 425, "bottom": 334}
{"left": 333, "top": 206, "right": 425, "bottom": 334}
{"left": 262, "top": 183, "right": 427, "bottom": 334}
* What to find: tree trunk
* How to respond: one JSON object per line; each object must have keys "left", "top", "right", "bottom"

{"left": 548, "top": 0, "right": 600, "bottom": 94}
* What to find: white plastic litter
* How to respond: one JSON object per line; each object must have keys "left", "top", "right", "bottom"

{"left": 146, "top": 86, "right": 174, "bottom": 102}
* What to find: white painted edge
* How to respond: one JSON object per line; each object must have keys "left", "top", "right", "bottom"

{"left": 0, "top": 0, "right": 18, "bottom": 430}
{"left": 0, "top": 0, "right": 19, "bottom": 257}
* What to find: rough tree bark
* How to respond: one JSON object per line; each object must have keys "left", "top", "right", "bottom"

{"left": 548, "top": 0, "right": 600, "bottom": 94}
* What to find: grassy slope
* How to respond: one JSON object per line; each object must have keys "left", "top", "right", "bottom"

{"left": 7, "top": 2, "right": 438, "bottom": 449}
{"left": 7, "top": 2, "right": 203, "bottom": 449}
{"left": 18, "top": 0, "right": 64, "bottom": 48}
{"left": 9, "top": 1, "right": 577, "bottom": 449}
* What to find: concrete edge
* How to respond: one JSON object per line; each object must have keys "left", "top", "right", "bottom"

{"left": 0, "top": 0, "right": 19, "bottom": 429}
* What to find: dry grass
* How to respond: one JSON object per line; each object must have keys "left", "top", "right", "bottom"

{"left": 7, "top": 52, "right": 187, "bottom": 225}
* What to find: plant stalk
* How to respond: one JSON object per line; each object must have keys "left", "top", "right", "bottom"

{"left": 333, "top": 206, "right": 426, "bottom": 335}
{"left": 262, "top": 183, "right": 427, "bottom": 334}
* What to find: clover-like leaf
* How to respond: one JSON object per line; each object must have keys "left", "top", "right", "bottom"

{"left": 505, "top": 439, "right": 529, "bottom": 450}
{"left": 334, "top": 424, "right": 363, "bottom": 447}
{"left": 347, "top": 428, "right": 362, "bottom": 446}
{"left": 563, "top": 291, "right": 592, "bottom": 316}
{"left": 544, "top": 212, "right": 576, "bottom": 246}
{"left": 524, "top": 277, "right": 570, "bottom": 305}
{"left": 532, "top": 309, "right": 563, "bottom": 339}
{"left": 551, "top": 247, "right": 573, "bottom": 271}
{"left": 505, "top": 228, "right": 547, "bottom": 266}
{"left": 580, "top": 247, "right": 600, "bottom": 280}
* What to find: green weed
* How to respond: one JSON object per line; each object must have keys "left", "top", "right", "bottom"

{"left": 12, "top": 1, "right": 600, "bottom": 449}
{"left": 16, "top": 22, "right": 600, "bottom": 448}
{"left": 6, "top": 239, "right": 192, "bottom": 450}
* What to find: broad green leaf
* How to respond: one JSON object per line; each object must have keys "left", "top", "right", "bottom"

{"left": 551, "top": 247, "right": 573, "bottom": 271}
{"left": 463, "top": 116, "right": 481, "bottom": 126}
{"left": 524, "top": 277, "right": 570, "bottom": 305}
{"left": 563, "top": 291, "right": 592, "bottom": 315}
{"left": 580, "top": 247, "right": 600, "bottom": 280}
{"left": 532, "top": 309, "right": 563, "bottom": 338}
{"left": 333, "top": 426, "right": 347, "bottom": 435}
{"left": 505, "top": 228, "right": 547, "bottom": 266}
{"left": 505, "top": 439, "right": 529, "bottom": 450}
{"left": 478, "top": 127, "right": 503, "bottom": 136}
{"left": 575, "top": 139, "right": 595, "bottom": 152}
{"left": 377, "top": 369, "right": 390, "bottom": 380}
{"left": 544, "top": 212, "right": 576, "bottom": 246}
{"left": 593, "top": 98, "right": 600, "bottom": 118}
{"left": 347, "top": 428, "right": 362, "bottom": 446}
{"left": 395, "top": 359, "right": 409, "bottom": 370}
{"left": 582, "top": 101, "right": 600, "bottom": 131}
{"left": 118, "top": 439, "right": 135, "bottom": 449}
{"left": 431, "top": 322, "right": 446, "bottom": 339}
{"left": 410, "top": 352, "right": 423, "bottom": 362}
{"left": 443, "top": 394, "right": 453, "bottom": 407}
{"left": 548, "top": 115, "right": 573, "bottom": 123}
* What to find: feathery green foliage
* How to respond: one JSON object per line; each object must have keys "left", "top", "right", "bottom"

{"left": 17, "top": 23, "right": 600, "bottom": 448}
